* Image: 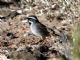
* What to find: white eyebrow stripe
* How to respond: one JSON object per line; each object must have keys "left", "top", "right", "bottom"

{"left": 28, "top": 17, "right": 36, "bottom": 20}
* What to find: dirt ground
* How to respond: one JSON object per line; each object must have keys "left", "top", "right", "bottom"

{"left": 0, "top": 0, "right": 80, "bottom": 60}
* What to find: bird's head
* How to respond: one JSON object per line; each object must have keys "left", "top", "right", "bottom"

{"left": 23, "top": 15, "right": 39, "bottom": 25}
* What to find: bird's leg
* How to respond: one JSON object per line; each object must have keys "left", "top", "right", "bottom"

{"left": 38, "top": 36, "right": 45, "bottom": 43}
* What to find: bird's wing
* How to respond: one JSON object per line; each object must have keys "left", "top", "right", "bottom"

{"left": 36, "top": 23, "right": 49, "bottom": 35}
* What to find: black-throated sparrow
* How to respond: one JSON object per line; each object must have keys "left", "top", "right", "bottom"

{"left": 23, "top": 15, "right": 68, "bottom": 42}
{"left": 23, "top": 15, "right": 50, "bottom": 39}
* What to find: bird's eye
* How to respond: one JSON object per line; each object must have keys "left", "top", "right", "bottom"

{"left": 28, "top": 19, "right": 32, "bottom": 21}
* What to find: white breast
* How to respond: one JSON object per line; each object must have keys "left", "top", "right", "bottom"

{"left": 30, "top": 23, "right": 41, "bottom": 37}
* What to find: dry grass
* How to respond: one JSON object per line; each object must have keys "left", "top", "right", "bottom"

{"left": 72, "top": 21, "right": 80, "bottom": 60}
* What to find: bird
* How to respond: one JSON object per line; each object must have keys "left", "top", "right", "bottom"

{"left": 23, "top": 15, "right": 50, "bottom": 40}
{"left": 23, "top": 15, "right": 68, "bottom": 42}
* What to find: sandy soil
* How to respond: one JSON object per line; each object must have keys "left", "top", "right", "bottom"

{"left": 0, "top": 0, "right": 80, "bottom": 60}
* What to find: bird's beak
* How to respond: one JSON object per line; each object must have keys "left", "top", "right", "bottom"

{"left": 22, "top": 20, "right": 28, "bottom": 23}
{"left": 22, "top": 17, "right": 28, "bottom": 23}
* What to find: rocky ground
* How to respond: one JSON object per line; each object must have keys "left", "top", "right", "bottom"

{"left": 0, "top": 0, "right": 80, "bottom": 60}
